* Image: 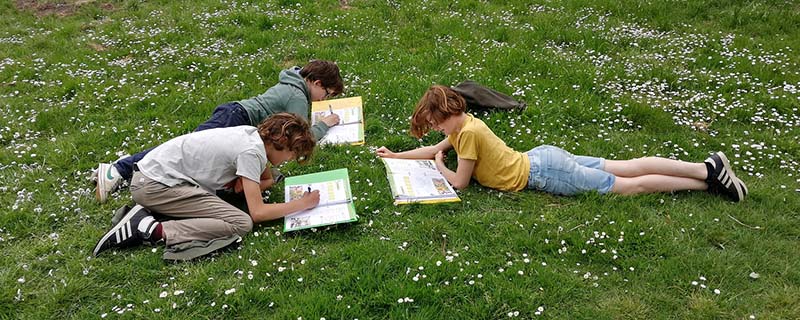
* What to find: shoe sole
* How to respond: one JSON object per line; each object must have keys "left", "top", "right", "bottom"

{"left": 735, "top": 176, "right": 748, "bottom": 197}
{"left": 716, "top": 152, "right": 745, "bottom": 202}
{"left": 92, "top": 205, "right": 142, "bottom": 256}
{"left": 95, "top": 163, "right": 109, "bottom": 203}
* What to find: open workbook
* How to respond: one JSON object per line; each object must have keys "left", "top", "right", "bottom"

{"left": 311, "top": 96, "right": 365, "bottom": 145}
{"left": 381, "top": 158, "right": 461, "bottom": 205}
{"left": 283, "top": 168, "right": 358, "bottom": 232}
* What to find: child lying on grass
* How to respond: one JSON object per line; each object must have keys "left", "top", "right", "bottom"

{"left": 93, "top": 113, "right": 321, "bottom": 257}
{"left": 95, "top": 60, "right": 344, "bottom": 203}
{"left": 376, "top": 85, "right": 747, "bottom": 201}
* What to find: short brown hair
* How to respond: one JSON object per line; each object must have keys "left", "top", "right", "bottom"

{"left": 409, "top": 85, "right": 466, "bottom": 138}
{"left": 300, "top": 60, "right": 344, "bottom": 97}
{"left": 257, "top": 113, "right": 315, "bottom": 164}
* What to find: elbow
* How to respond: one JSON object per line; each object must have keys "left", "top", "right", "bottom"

{"left": 452, "top": 181, "right": 469, "bottom": 190}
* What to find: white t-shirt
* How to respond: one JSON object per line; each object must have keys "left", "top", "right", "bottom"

{"left": 137, "top": 126, "right": 268, "bottom": 193}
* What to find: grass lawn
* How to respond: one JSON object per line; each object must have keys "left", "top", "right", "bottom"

{"left": 1, "top": 0, "right": 799, "bottom": 318}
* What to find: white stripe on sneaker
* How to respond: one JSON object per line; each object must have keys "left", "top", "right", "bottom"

{"left": 138, "top": 216, "right": 156, "bottom": 233}
{"left": 125, "top": 222, "right": 133, "bottom": 241}
{"left": 722, "top": 175, "right": 732, "bottom": 187}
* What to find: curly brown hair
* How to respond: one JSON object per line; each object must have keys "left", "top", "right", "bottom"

{"left": 410, "top": 85, "right": 466, "bottom": 138}
{"left": 257, "top": 113, "right": 315, "bottom": 164}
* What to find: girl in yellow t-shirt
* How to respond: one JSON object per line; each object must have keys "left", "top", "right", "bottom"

{"left": 376, "top": 85, "right": 748, "bottom": 202}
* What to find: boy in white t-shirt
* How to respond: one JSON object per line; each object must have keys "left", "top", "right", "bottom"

{"left": 93, "top": 113, "right": 320, "bottom": 256}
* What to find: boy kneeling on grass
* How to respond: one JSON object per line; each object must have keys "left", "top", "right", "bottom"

{"left": 376, "top": 85, "right": 748, "bottom": 201}
{"left": 93, "top": 113, "right": 321, "bottom": 257}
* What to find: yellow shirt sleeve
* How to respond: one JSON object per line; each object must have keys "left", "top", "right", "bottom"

{"left": 455, "top": 130, "right": 478, "bottom": 160}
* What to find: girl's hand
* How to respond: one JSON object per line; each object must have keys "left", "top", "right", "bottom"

{"left": 434, "top": 150, "right": 445, "bottom": 164}
{"left": 300, "top": 190, "right": 321, "bottom": 209}
{"left": 376, "top": 146, "right": 395, "bottom": 158}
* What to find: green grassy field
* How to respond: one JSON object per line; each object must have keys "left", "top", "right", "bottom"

{"left": 1, "top": 0, "right": 799, "bottom": 318}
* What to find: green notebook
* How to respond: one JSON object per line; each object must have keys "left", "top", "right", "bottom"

{"left": 283, "top": 168, "right": 358, "bottom": 232}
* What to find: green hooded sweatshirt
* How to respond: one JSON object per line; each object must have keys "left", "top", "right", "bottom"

{"left": 237, "top": 67, "right": 330, "bottom": 140}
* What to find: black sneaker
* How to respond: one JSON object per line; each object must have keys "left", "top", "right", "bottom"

{"left": 110, "top": 204, "right": 132, "bottom": 226}
{"left": 704, "top": 152, "right": 745, "bottom": 202}
{"left": 93, "top": 204, "right": 159, "bottom": 256}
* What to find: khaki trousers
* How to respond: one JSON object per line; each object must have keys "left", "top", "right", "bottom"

{"left": 130, "top": 172, "right": 253, "bottom": 246}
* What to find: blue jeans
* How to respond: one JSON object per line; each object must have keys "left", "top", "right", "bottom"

{"left": 114, "top": 102, "right": 251, "bottom": 181}
{"left": 526, "top": 145, "right": 615, "bottom": 195}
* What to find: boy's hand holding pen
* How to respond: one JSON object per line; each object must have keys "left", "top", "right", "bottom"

{"left": 321, "top": 106, "right": 341, "bottom": 127}
{"left": 300, "top": 186, "right": 320, "bottom": 209}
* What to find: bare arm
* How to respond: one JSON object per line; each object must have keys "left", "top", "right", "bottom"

{"left": 376, "top": 138, "right": 452, "bottom": 159}
{"left": 241, "top": 178, "right": 320, "bottom": 223}
{"left": 434, "top": 151, "right": 475, "bottom": 190}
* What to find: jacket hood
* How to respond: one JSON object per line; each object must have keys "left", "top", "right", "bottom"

{"left": 278, "top": 67, "right": 309, "bottom": 98}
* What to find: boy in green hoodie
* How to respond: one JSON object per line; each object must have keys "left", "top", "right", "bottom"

{"left": 95, "top": 60, "right": 343, "bottom": 202}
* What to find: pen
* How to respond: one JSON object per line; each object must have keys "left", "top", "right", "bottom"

{"left": 328, "top": 104, "right": 334, "bottom": 114}
{"left": 338, "top": 120, "right": 362, "bottom": 126}
{"left": 307, "top": 186, "right": 311, "bottom": 193}
{"left": 317, "top": 198, "right": 353, "bottom": 207}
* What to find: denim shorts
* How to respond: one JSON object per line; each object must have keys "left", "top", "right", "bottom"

{"left": 526, "top": 145, "right": 615, "bottom": 195}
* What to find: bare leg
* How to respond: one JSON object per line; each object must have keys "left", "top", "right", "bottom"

{"left": 611, "top": 175, "right": 707, "bottom": 195}
{"left": 605, "top": 157, "right": 707, "bottom": 180}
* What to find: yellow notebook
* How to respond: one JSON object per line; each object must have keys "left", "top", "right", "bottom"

{"left": 311, "top": 96, "right": 365, "bottom": 145}
{"left": 381, "top": 158, "right": 461, "bottom": 205}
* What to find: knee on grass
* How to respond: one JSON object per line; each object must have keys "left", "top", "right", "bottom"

{"left": 230, "top": 216, "right": 254, "bottom": 236}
